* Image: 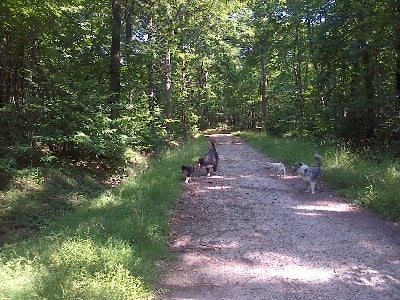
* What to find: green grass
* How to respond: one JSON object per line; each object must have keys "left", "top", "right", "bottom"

{"left": 4, "top": 131, "right": 396, "bottom": 299}
{"left": 0, "top": 137, "right": 207, "bottom": 299}
{"left": 240, "top": 131, "right": 400, "bottom": 222}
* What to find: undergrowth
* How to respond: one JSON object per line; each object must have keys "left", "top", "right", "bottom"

{"left": 0, "top": 137, "right": 207, "bottom": 299}
{"left": 240, "top": 132, "right": 400, "bottom": 222}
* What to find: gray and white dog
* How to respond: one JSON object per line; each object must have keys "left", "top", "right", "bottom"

{"left": 293, "top": 154, "right": 323, "bottom": 194}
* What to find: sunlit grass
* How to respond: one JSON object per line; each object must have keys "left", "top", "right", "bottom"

{"left": 240, "top": 132, "right": 400, "bottom": 222}
{"left": 0, "top": 137, "right": 207, "bottom": 299}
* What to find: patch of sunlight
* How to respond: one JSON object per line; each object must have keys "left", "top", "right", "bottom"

{"left": 0, "top": 258, "right": 40, "bottom": 299}
{"left": 293, "top": 203, "right": 353, "bottom": 212}
{"left": 270, "top": 264, "right": 334, "bottom": 282}
{"left": 294, "top": 211, "right": 323, "bottom": 216}
{"left": 196, "top": 252, "right": 334, "bottom": 284}
{"left": 342, "top": 265, "right": 400, "bottom": 288}
{"left": 206, "top": 186, "right": 234, "bottom": 190}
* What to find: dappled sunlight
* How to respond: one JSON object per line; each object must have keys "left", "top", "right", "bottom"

{"left": 178, "top": 249, "right": 399, "bottom": 291}
{"left": 206, "top": 185, "right": 234, "bottom": 190}
{"left": 294, "top": 211, "right": 324, "bottom": 216}
{"left": 208, "top": 175, "right": 225, "bottom": 179}
{"left": 269, "top": 264, "right": 334, "bottom": 282}
{"left": 292, "top": 202, "right": 354, "bottom": 213}
{"left": 182, "top": 251, "right": 335, "bottom": 284}
{"left": 341, "top": 265, "right": 400, "bottom": 289}
{"left": 163, "top": 134, "right": 400, "bottom": 299}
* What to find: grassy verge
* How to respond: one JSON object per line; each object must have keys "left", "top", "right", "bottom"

{"left": 239, "top": 132, "right": 400, "bottom": 222}
{"left": 0, "top": 137, "right": 207, "bottom": 299}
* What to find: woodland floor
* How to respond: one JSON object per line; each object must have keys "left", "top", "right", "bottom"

{"left": 157, "top": 133, "right": 400, "bottom": 300}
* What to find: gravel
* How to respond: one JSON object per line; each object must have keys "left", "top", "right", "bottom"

{"left": 158, "top": 134, "right": 400, "bottom": 300}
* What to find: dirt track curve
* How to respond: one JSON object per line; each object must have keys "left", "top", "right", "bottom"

{"left": 158, "top": 133, "right": 400, "bottom": 300}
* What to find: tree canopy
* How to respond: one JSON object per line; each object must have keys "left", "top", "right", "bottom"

{"left": 1, "top": 0, "right": 399, "bottom": 165}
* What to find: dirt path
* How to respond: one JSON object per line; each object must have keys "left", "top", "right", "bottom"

{"left": 158, "top": 134, "right": 400, "bottom": 299}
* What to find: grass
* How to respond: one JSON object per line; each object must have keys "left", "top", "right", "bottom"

{"left": 4, "top": 131, "right": 397, "bottom": 299}
{"left": 240, "top": 131, "right": 400, "bottom": 222}
{"left": 0, "top": 136, "right": 208, "bottom": 299}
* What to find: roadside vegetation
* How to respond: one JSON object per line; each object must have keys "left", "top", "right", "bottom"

{"left": 0, "top": 136, "right": 208, "bottom": 299}
{"left": 241, "top": 132, "right": 400, "bottom": 222}
{"left": 1, "top": 131, "right": 399, "bottom": 298}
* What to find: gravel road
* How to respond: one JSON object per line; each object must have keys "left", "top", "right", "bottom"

{"left": 158, "top": 134, "right": 400, "bottom": 300}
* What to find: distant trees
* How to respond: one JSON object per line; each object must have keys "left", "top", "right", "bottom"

{"left": 1, "top": 0, "right": 399, "bottom": 169}
{"left": 243, "top": 0, "right": 400, "bottom": 148}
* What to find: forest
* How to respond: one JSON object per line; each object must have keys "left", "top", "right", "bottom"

{"left": 1, "top": 1, "right": 400, "bottom": 298}
{"left": 1, "top": 0, "right": 400, "bottom": 169}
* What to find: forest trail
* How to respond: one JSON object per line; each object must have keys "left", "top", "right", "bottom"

{"left": 158, "top": 134, "right": 400, "bottom": 299}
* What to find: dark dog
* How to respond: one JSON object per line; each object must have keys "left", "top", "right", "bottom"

{"left": 181, "top": 165, "right": 195, "bottom": 183}
{"left": 293, "top": 154, "right": 323, "bottom": 194}
{"left": 198, "top": 140, "right": 219, "bottom": 176}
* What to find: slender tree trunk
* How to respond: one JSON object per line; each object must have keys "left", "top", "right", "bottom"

{"left": 294, "top": 62, "right": 304, "bottom": 119}
{"left": 395, "top": 4, "right": 400, "bottom": 103}
{"left": 146, "top": 2, "right": 156, "bottom": 114}
{"left": 125, "top": 3, "right": 133, "bottom": 63}
{"left": 260, "top": 53, "right": 269, "bottom": 118}
{"left": 110, "top": 0, "right": 121, "bottom": 121}
{"left": 125, "top": 4, "right": 132, "bottom": 44}
{"left": 293, "top": 25, "right": 304, "bottom": 120}
{"left": 361, "top": 45, "right": 375, "bottom": 139}
{"left": 165, "top": 48, "right": 172, "bottom": 118}
{"left": 148, "top": 63, "right": 155, "bottom": 113}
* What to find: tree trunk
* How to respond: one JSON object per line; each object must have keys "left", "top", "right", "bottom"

{"left": 165, "top": 48, "right": 172, "bottom": 118}
{"left": 361, "top": 45, "right": 375, "bottom": 139}
{"left": 110, "top": 0, "right": 121, "bottom": 121}
{"left": 260, "top": 54, "right": 269, "bottom": 118}
{"left": 124, "top": 3, "right": 133, "bottom": 64}
{"left": 146, "top": 2, "right": 156, "bottom": 115}
{"left": 294, "top": 62, "right": 304, "bottom": 118}
{"left": 395, "top": 4, "right": 400, "bottom": 103}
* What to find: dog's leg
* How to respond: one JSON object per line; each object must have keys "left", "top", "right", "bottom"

{"left": 310, "top": 181, "right": 316, "bottom": 194}
{"left": 185, "top": 176, "right": 190, "bottom": 184}
{"left": 305, "top": 182, "right": 311, "bottom": 193}
{"left": 206, "top": 166, "right": 211, "bottom": 176}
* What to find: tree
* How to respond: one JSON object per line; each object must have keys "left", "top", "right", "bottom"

{"left": 111, "top": 0, "right": 122, "bottom": 121}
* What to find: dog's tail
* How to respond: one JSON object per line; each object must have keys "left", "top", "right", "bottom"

{"left": 211, "top": 140, "right": 216, "bottom": 150}
{"left": 314, "top": 154, "right": 322, "bottom": 167}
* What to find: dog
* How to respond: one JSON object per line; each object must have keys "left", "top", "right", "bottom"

{"left": 266, "top": 162, "right": 286, "bottom": 179}
{"left": 292, "top": 154, "right": 323, "bottom": 194}
{"left": 198, "top": 140, "right": 219, "bottom": 176}
{"left": 181, "top": 165, "right": 195, "bottom": 183}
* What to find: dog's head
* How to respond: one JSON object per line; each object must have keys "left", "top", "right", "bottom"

{"left": 197, "top": 158, "right": 205, "bottom": 168}
{"left": 266, "top": 162, "right": 272, "bottom": 169}
{"left": 181, "top": 165, "right": 194, "bottom": 175}
{"left": 292, "top": 162, "right": 304, "bottom": 175}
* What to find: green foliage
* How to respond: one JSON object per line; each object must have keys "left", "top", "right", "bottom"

{"left": 241, "top": 132, "right": 400, "bottom": 222}
{"left": 1, "top": 0, "right": 400, "bottom": 200}
{"left": 0, "top": 136, "right": 205, "bottom": 299}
